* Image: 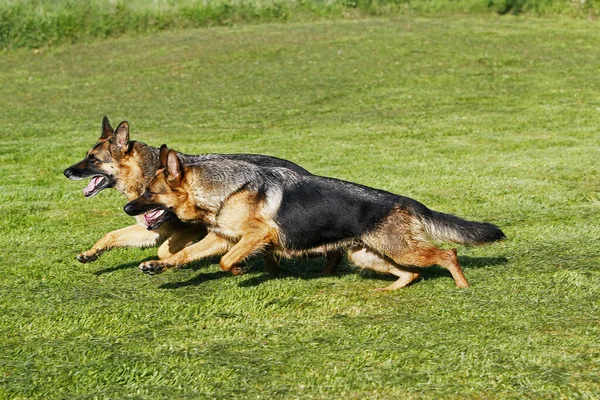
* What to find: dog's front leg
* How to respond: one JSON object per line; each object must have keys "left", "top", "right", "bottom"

{"left": 77, "top": 224, "right": 169, "bottom": 263}
{"left": 219, "top": 227, "right": 273, "bottom": 275}
{"left": 139, "top": 232, "right": 232, "bottom": 275}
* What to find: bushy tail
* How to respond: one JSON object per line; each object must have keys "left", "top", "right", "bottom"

{"left": 420, "top": 209, "right": 506, "bottom": 245}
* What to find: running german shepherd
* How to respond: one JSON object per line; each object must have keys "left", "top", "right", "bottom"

{"left": 63, "top": 117, "right": 341, "bottom": 274}
{"left": 124, "top": 146, "right": 505, "bottom": 291}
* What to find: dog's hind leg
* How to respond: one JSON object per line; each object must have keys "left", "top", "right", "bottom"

{"left": 322, "top": 250, "right": 344, "bottom": 275}
{"left": 263, "top": 253, "right": 281, "bottom": 275}
{"left": 347, "top": 246, "right": 421, "bottom": 291}
{"left": 77, "top": 224, "right": 168, "bottom": 263}
{"left": 139, "top": 231, "right": 232, "bottom": 274}
{"left": 385, "top": 245, "right": 468, "bottom": 288}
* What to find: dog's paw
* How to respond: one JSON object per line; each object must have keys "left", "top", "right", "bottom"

{"left": 230, "top": 265, "right": 246, "bottom": 276}
{"left": 220, "top": 261, "right": 246, "bottom": 275}
{"left": 139, "top": 260, "right": 166, "bottom": 275}
{"left": 77, "top": 252, "right": 98, "bottom": 263}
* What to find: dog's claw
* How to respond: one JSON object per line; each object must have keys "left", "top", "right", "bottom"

{"left": 139, "top": 261, "right": 165, "bottom": 275}
{"left": 230, "top": 265, "right": 246, "bottom": 276}
{"left": 77, "top": 252, "right": 98, "bottom": 263}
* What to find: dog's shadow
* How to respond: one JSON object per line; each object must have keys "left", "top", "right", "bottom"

{"left": 156, "top": 255, "right": 350, "bottom": 290}
{"left": 93, "top": 257, "right": 155, "bottom": 276}
{"left": 97, "top": 254, "right": 507, "bottom": 289}
{"left": 237, "top": 257, "right": 353, "bottom": 288}
{"left": 93, "top": 255, "right": 223, "bottom": 275}
{"left": 460, "top": 256, "right": 508, "bottom": 269}
{"left": 94, "top": 255, "right": 230, "bottom": 288}
{"left": 159, "top": 270, "right": 229, "bottom": 289}
{"left": 239, "top": 255, "right": 508, "bottom": 288}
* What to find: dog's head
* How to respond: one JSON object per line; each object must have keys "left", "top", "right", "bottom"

{"left": 124, "top": 145, "right": 201, "bottom": 228}
{"left": 63, "top": 116, "right": 142, "bottom": 198}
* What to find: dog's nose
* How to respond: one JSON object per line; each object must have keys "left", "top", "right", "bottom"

{"left": 63, "top": 167, "right": 73, "bottom": 178}
{"left": 123, "top": 202, "right": 138, "bottom": 216}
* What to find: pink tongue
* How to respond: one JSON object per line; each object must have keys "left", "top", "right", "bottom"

{"left": 145, "top": 209, "right": 163, "bottom": 225}
{"left": 83, "top": 176, "right": 101, "bottom": 196}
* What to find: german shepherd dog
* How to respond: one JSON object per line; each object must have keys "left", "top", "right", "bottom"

{"left": 63, "top": 117, "right": 341, "bottom": 274}
{"left": 124, "top": 146, "right": 505, "bottom": 291}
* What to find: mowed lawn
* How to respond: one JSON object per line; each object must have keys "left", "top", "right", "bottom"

{"left": 1, "top": 15, "right": 599, "bottom": 399}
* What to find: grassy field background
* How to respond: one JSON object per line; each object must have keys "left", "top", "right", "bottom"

{"left": 1, "top": 13, "right": 600, "bottom": 399}
{"left": 2, "top": 0, "right": 600, "bottom": 50}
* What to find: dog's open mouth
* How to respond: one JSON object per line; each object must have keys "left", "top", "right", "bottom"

{"left": 143, "top": 208, "right": 169, "bottom": 230}
{"left": 83, "top": 175, "right": 109, "bottom": 198}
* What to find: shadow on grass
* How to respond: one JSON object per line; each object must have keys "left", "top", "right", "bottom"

{"left": 93, "top": 256, "right": 155, "bottom": 276}
{"left": 320, "top": 255, "right": 509, "bottom": 286}
{"left": 159, "top": 270, "right": 229, "bottom": 289}
{"left": 238, "top": 256, "right": 353, "bottom": 288}
{"left": 422, "top": 255, "right": 508, "bottom": 282}
{"left": 93, "top": 255, "right": 222, "bottom": 277}
{"left": 160, "top": 255, "right": 348, "bottom": 289}
{"left": 151, "top": 254, "right": 508, "bottom": 289}
{"left": 157, "top": 256, "right": 233, "bottom": 289}
{"left": 460, "top": 256, "right": 508, "bottom": 269}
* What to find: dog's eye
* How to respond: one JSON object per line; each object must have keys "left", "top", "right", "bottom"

{"left": 88, "top": 154, "right": 98, "bottom": 162}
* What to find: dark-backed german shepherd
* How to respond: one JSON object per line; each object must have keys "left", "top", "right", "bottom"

{"left": 63, "top": 117, "right": 341, "bottom": 274}
{"left": 124, "top": 146, "right": 505, "bottom": 291}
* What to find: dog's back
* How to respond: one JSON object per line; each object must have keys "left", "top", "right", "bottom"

{"left": 254, "top": 167, "right": 504, "bottom": 252}
{"left": 180, "top": 153, "right": 311, "bottom": 175}
{"left": 268, "top": 172, "right": 399, "bottom": 250}
{"left": 220, "top": 154, "right": 312, "bottom": 175}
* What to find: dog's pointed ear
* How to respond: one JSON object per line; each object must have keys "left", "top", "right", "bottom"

{"left": 101, "top": 116, "right": 114, "bottom": 139}
{"left": 159, "top": 144, "right": 169, "bottom": 168}
{"left": 114, "top": 121, "right": 130, "bottom": 151}
{"left": 165, "top": 149, "right": 184, "bottom": 184}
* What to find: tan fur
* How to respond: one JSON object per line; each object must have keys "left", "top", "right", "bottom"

{"left": 211, "top": 190, "right": 261, "bottom": 240}
{"left": 139, "top": 232, "right": 233, "bottom": 273}
{"left": 82, "top": 139, "right": 151, "bottom": 201}
{"left": 117, "top": 152, "right": 147, "bottom": 199}
{"left": 77, "top": 223, "right": 170, "bottom": 262}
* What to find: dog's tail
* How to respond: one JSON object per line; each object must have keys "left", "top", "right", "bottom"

{"left": 418, "top": 207, "right": 505, "bottom": 246}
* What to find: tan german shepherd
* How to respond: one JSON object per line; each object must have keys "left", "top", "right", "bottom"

{"left": 63, "top": 117, "right": 341, "bottom": 274}
{"left": 124, "top": 146, "right": 505, "bottom": 291}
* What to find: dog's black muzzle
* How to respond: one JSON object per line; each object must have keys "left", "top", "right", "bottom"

{"left": 64, "top": 163, "right": 115, "bottom": 197}
{"left": 63, "top": 165, "right": 87, "bottom": 180}
{"left": 124, "top": 198, "right": 163, "bottom": 216}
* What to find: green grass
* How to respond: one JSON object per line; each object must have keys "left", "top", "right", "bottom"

{"left": 2, "top": 0, "right": 600, "bottom": 50}
{"left": 1, "top": 14, "right": 600, "bottom": 399}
